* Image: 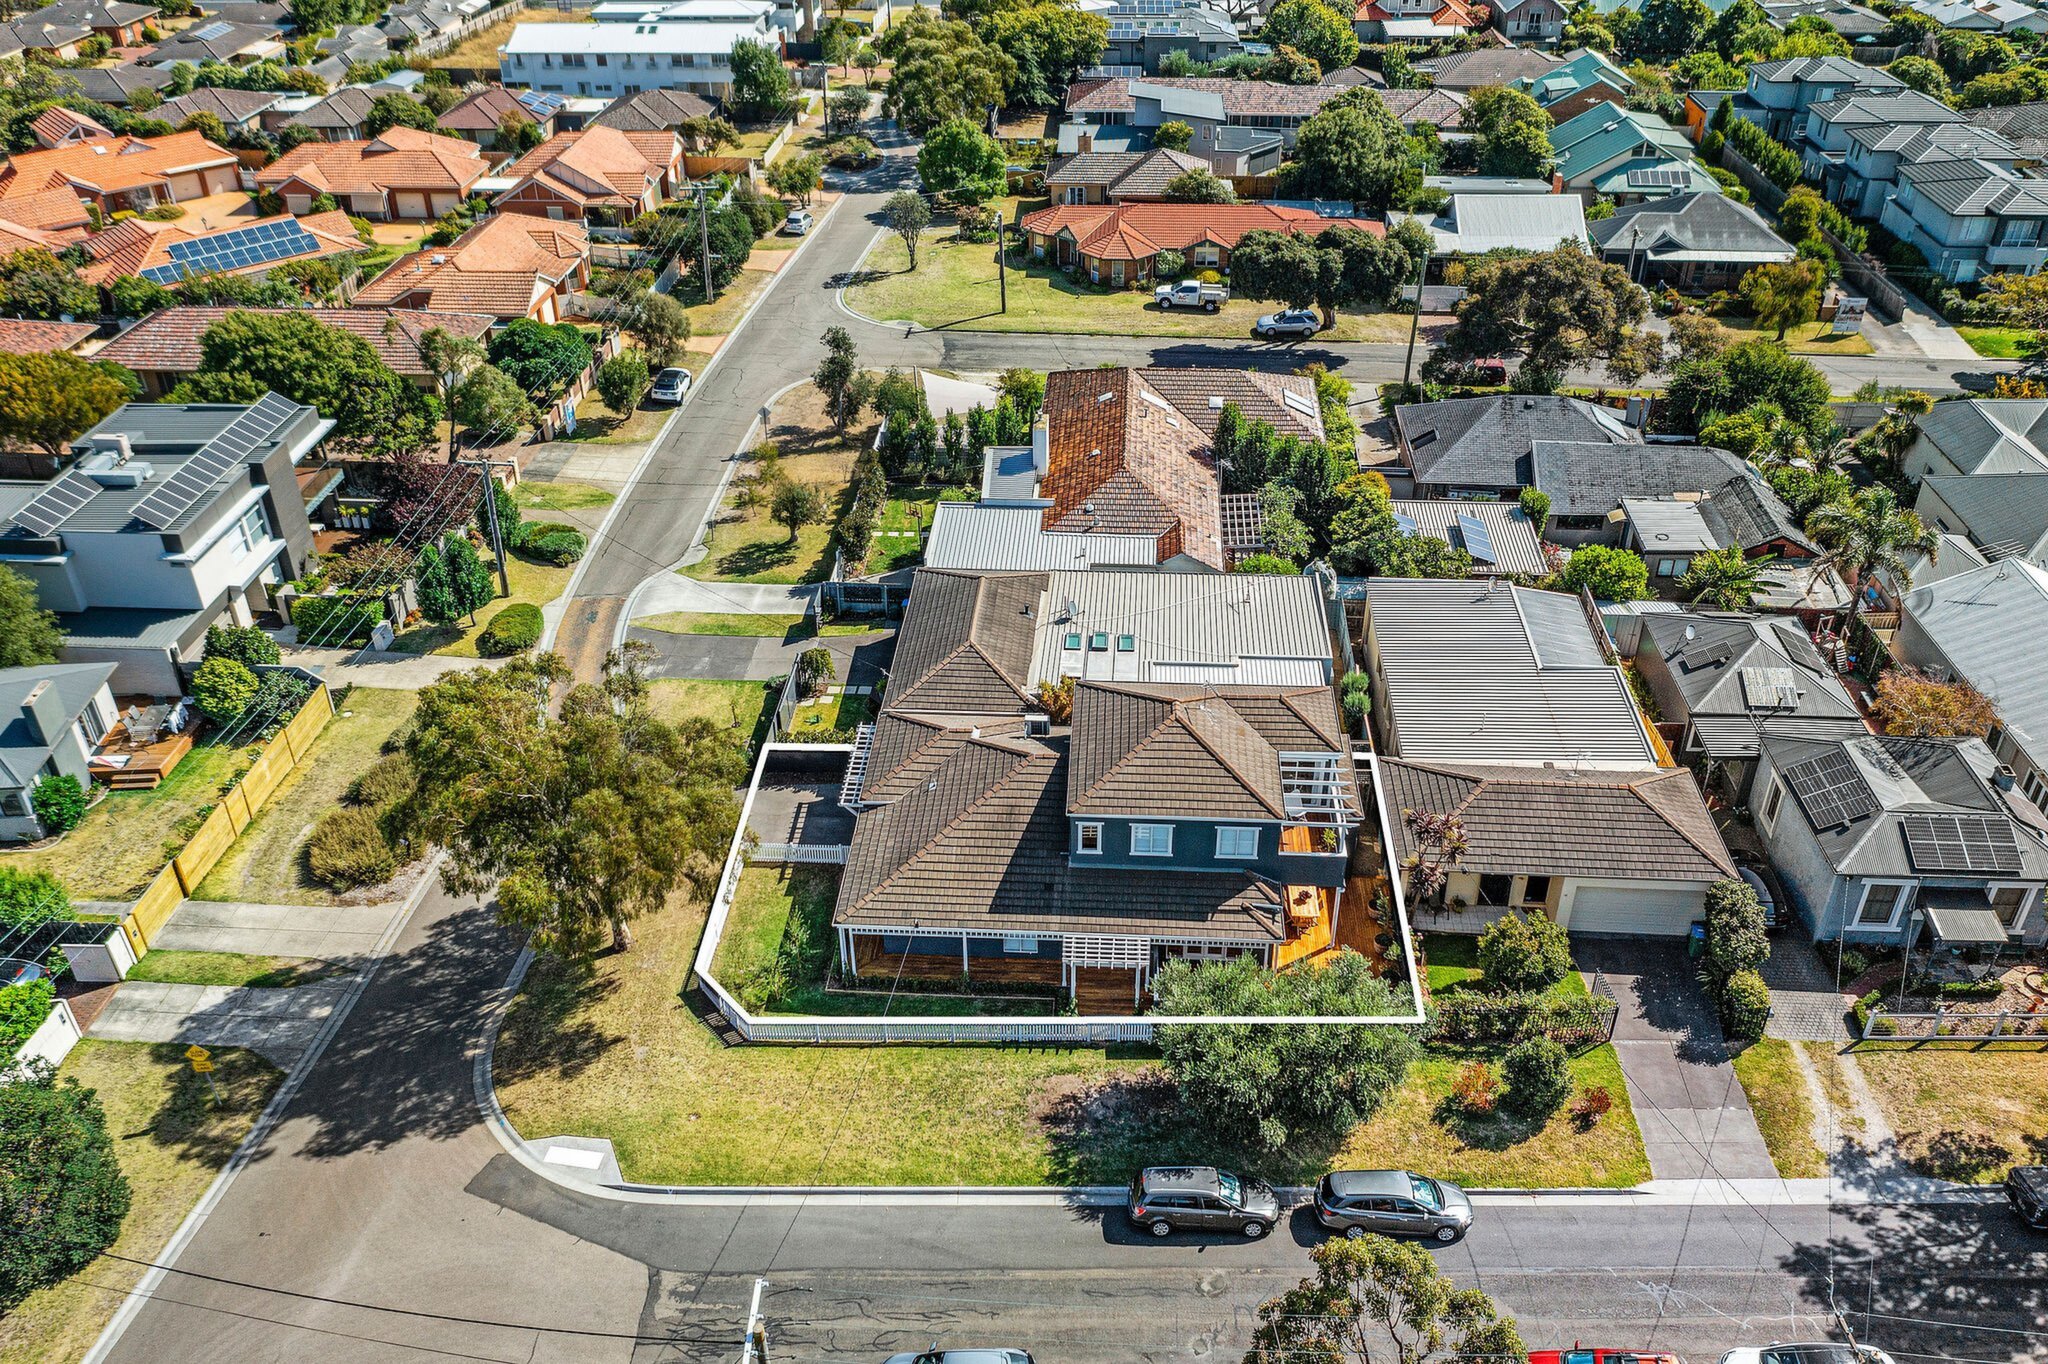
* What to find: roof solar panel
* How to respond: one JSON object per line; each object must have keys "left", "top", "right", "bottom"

{"left": 155, "top": 219, "right": 321, "bottom": 283}
{"left": 1679, "top": 640, "right": 1733, "bottom": 671}
{"left": 1455, "top": 511, "right": 1496, "bottom": 565}
{"left": 7, "top": 470, "right": 99, "bottom": 536}
{"left": 188, "top": 19, "right": 233, "bottom": 38}
{"left": 1901, "top": 813, "right": 2024, "bottom": 874}
{"left": 1782, "top": 749, "right": 1879, "bottom": 829}
{"left": 1392, "top": 510, "right": 1420, "bottom": 535}
{"left": 130, "top": 392, "right": 299, "bottom": 530}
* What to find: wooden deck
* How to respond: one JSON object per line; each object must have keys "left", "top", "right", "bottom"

{"left": 1274, "top": 875, "right": 1392, "bottom": 974}
{"left": 849, "top": 942, "right": 1062, "bottom": 987}
{"left": 89, "top": 723, "right": 195, "bottom": 790}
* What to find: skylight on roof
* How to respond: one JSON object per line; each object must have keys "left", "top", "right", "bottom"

{"left": 1281, "top": 388, "right": 1317, "bottom": 418}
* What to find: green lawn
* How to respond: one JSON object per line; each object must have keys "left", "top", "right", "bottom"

{"left": 389, "top": 552, "right": 574, "bottom": 658}
{"left": 678, "top": 263, "right": 777, "bottom": 337}
{"left": 1849, "top": 1047, "right": 2048, "bottom": 1183}
{"left": 639, "top": 611, "right": 810, "bottom": 637}
{"left": 1421, "top": 932, "right": 1590, "bottom": 1000}
{"left": 681, "top": 447, "right": 855, "bottom": 584}
{"left": 1707, "top": 315, "right": 1875, "bottom": 356}
{"left": 648, "top": 678, "right": 770, "bottom": 743}
{"left": 431, "top": 5, "right": 589, "bottom": 67}
{"left": 790, "top": 690, "right": 872, "bottom": 733}
{"left": 865, "top": 487, "right": 941, "bottom": 573}
{"left": 125, "top": 950, "right": 348, "bottom": 988}
{"left": 0, "top": 1042, "right": 280, "bottom": 1364}
{"left": 1958, "top": 324, "right": 2035, "bottom": 359}
{"left": 191, "top": 689, "right": 418, "bottom": 906}
{"left": 352, "top": 227, "right": 432, "bottom": 280}
{"left": 1730, "top": 1038, "right": 1826, "bottom": 1179}
{"left": 513, "top": 480, "right": 617, "bottom": 514}
{"left": 847, "top": 231, "right": 1413, "bottom": 341}
{"left": 564, "top": 394, "right": 671, "bottom": 444}
{"left": 1, "top": 738, "right": 252, "bottom": 901}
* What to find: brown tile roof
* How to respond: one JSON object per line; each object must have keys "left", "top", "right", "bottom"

{"left": 881, "top": 568, "right": 1045, "bottom": 713}
{"left": 1379, "top": 758, "right": 1738, "bottom": 882}
{"left": 1065, "top": 76, "right": 1344, "bottom": 119}
{"left": 76, "top": 208, "right": 363, "bottom": 285}
{"left": 496, "top": 127, "right": 677, "bottom": 209}
{"left": 1379, "top": 86, "right": 1471, "bottom": 130}
{"left": 0, "top": 131, "right": 236, "bottom": 199}
{"left": 256, "top": 127, "right": 487, "bottom": 196}
{"left": 1047, "top": 147, "right": 1207, "bottom": 199}
{"left": 156, "top": 87, "right": 281, "bottom": 126}
{"left": 833, "top": 732, "right": 1290, "bottom": 941}
{"left": 1039, "top": 367, "right": 1224, "bottom": 567}
{"left": 1019, "top": 201, "right": 1384, "bottom": 263}
{"left": 93, "top": 305, "right": 494, "bottom": 378}
{"left": 1135, "top": 366, "right": 1325, "bottom": 442}
{"left": 438, "top": 85, "right": 532, "bottom": 133}
{"left": 1411, "top": 45, "right": 1563, "bottom": 89}
{"left": 0, "top": 319, "right": 97, "bottom": 354}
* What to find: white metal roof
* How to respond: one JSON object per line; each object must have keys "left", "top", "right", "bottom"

{"left": 1623, "top": 497, "right": 1719, "bottom": 554}
{"left": 500, "top": 19, "right": 759, "bottom": 52}
{"left": 1407, "top": 193, "right": 1590, "bottom": 256}
{"left": 1033, "top": 569, "right": 1332, "bottom": 687}
{"left": 924, "top": 502, "right": 1163, "bottom": 572}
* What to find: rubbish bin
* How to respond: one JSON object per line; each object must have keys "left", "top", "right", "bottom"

{"left": 1688, "top": 920, "right": 1708, "bottom": 959}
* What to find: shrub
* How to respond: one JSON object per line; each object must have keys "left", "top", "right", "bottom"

{"left": 795, "top": 646, "right": 835, "bottom": 698}
{"left": 0, "top": 977, "right": 56, "bottom": 1051}
{"left": 191, "top": 655, "right": 258, "bottom": 724}
{"left": 1702, "top": 875, "right": 1769, "bottom": 998}
{"left": 1195, "top": 268, "right": 1223, "bottom": 285}
{"left": 1720, "top": 968, "right": 1772, "bottom": 1042}
{"left": 0, "top": 868, "right": 67, "bottom": 931}
{"left": 203, "top": 623, "right": 280, "bottom": 667}
{"left": 594, "top": 351, "right": 651, "bottom": 413}
{"left": 1339, "top": 669, "right": 1371, "bottom": 734}
{"left": 1568, "top": 1084, "right": 1614, "bottom": 1130}
{"left": 512, "top": 519, "right": 578, "bottom": 548}
{"left": 241, "top": 671, "right": 315, "bottom": 740}
{"left": 1475, "top": 911, "right": 1573, "bottom": 994}
{"left": 1450, "top": 1059, "right": 1499, "bottom": 1117}
{"left": 349, "top": 753, "right": 416, "bottom": 809}
{"left": 1429, "top": 993, "right": 1613, "bottom": 1048}
{"left": 28, "top": 775, "right": 87, "bottom": 835}
{"left": 476, "top": 602, "right": 543, "bottom": 656}
{"left": 1154, "top": 248, "right": 1186, "bottom": 279}
{"left": 954, "top": 204, "right": 997, "bottom": 242}
{"left": 1501, "top": 1036, "right": 1572, "bottom": 1120}
{"left": 521, "top": 530, "right": 586, "bottom": 565}
{"left": 305, "top": 806, "right": 396, "bottom": 889}
{"left": 292, "top": 594, "right": 382, "bottom": 646}
{"left": 0, "top": 1062, "right": 131, "bottom": 1311}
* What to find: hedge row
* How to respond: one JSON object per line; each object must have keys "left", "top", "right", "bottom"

{"left": 832, "top": 444, "right": 889, "bottom": 569}
{"left": 1727, "top": 118, "right": 1801, "bottom": 191}
{"left": 1429, "top": 993, "right": 1616, "bottom": 1049}
{"left": 478, "top": 602, "right": 543, "bottom": 655}
{"left": 291, "top": 594, "right": 383, "bottom": 646}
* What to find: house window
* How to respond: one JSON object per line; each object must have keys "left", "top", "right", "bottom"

{"left": 2027, "top": 768, "right": 2048, "bottom": 806}
{"left": 1522, "top": 875, "right": 1552, "bottom": 905}
{"left": 1989, "top": 884, "right": 2035, "bottom": 931}
{"left": 1478, "top": 873, "right": 1513, "bottom": 905}
{"left": 0, "top": 790, "right": 25, "bottom": 818}
{"left": 1216, "top": 826, "right": 1258, "bottom": 859}
{"left": 1131, "top": 823, "right": 1173, "bottom": 856}
{"left": 1855, "top": 879, "right": 1913, "bottom": 928}
{"left": 1986, "top": 724, "right": 2005, "bottom": 754}
{"left": 1117, "top": 635, "right": 1134, "bottom": 652}
{"left": 1002, "top": 934, "right": 1037, "bottom": 953}
{"left": 1089, "top": 632, "right": 1108, "bottom": 650}
{"left": 1656, "top": 558, "right": 1681, "bottom": 577}
{"left": 1759, "top": 778, "right": 1785, "bottom": 832}
{"left": 1077, "top": 822, "right": 1103, "bottom": 854}
{"left": 234, "top": 503, "right": 268, "bottom": 554}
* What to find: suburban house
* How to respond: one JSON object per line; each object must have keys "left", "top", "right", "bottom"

{"left": 1753, "top": 732, "right": 2048, "bottom": 947}
{"left": 1088, "top": 0, "right": 1245, "bottom": 74}
{"left": 492, "top": 126, "right": 683, "bottom": 226}
{"left": 927, "top": 365, "right": 1326, "bottom": 573}
{"left": 1062, "top": 77, "right": 1346, "bottom": 152}
{"left": 1879, "top": 152, "right": 2048, "bottom": 283}
{"left": 1392, "top": 393, "right": 1640, "bottom": 501}
{"left": 74, "top": 209, "right": 366, "bottom": 288}
{"left": 1899, "top": 399, "right": 2048, "bottom": 482}
{"left": 1379, "top": 86, "right": 1471, "bottom": 132}
{"left": 1047, "top": 147, "right": 1211, "bottom": 204}
{"left": 1490, "top": 0, "right": 1569, "bottom": 39}
{"left": 1018, "top": 200, "right": 1385, "bottom": 287}
{"left": 1906, "top": 0, "right": 2048, "bottom": 31}
{"left": 829, "top": 567, "right": 1365, "bottom": 1011}
{"left": 379, "top": 0, "right": 483, "bottom": 46}
{"left": 142, "top": 18, "right": 285, "bottom": 62}
{"left": 497, "top": 18, "right": 765, "bottom": 100}
{"left": 1964, "top": 101, "right": 2048, "bottom": 165}
{"left": 1352, "top": 0, "right": 1487, "bottom": 43}
{"left": 0, "top": 15, "right": 89, "bottom": 57}
{"left": 265, "top": 86, "right": 381, "bottom": 141}
{"left": 1914, "top": 471, "right": 2048, "bottom": 568}
{"left": 1805, "top": 91, "right": 2000, "bottom": 216}
{"left": 93, "top": 305, "right": 495, "bottom": 397}
{"left": 1511, "top": 47, "right": 1634, "bottom": 122}
{"left": 587, "top": 86, "right": 718, "bottom": 133}
{"left": 0, "top": 130, "right": 240, "bottom": 214}
{"left": 1409, "top": 45, "right": 1564, "bottom": 91}
{"left": 350, "top": 211, "right": 590, "bottom": 322}
{"left": 310, "top": 23, "right": 390, "bottom": 82}
{"left": 32, "top": 0, "right": 159, "bottom": 45}
{"left": 1379, "top": 759, "right": 1736, "bottom": 936}
{"left": 1619, "top": 490, "right": 1843, "bottom": 608}
{"left": 1546, "top": 101, "right": 1719, "bottom": 202}
{"left": 1631, "top": 610, "right": 1868, "bottom": 799}
{"left": 437, "top": 86, "right": 562, "bottom": 150}
{"left": 0, "top": 395, "right": 330, "bottom": 693}
{"left": 29, "top": 106, "right": 112, "bottom": 148}
{"left": 1589, "top": 192, "right": 1797, "bottom": 289}
{"left": 1760, "top": 0, "right": 1888, "bottom": 33}
{"left": 65, "top": 63, "right": 177, "bottom": 106}
{"left": 155, "top": 86, "right": 287, "bottom": 133}
{"left": 1383, "top": 499, "right": 1548, "bottom": 575}
{"left": 0, "top": 183, "right": 94, "bottom": 247}
{"left": 0, "top": 663, "right": 119, "bottom": 843}
{"left": 1897, "top": 559, "right": 2048, "bottom": 809}
{"left": 199, "top": 0, "right": 293, "bottom": 25}
{"left": 257, "top": 127, "right": 489, "bottom": 221}
{"left": 1398, "top": 193, "right": 1590, "bottom": 258}
{"left": 1739, "top": 54, "right": 1902, "bottom": 145}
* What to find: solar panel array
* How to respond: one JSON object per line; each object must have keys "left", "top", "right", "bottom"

{"left": 6, "top": 470, "right": 99, "bottom": 537}
{"left": 517, "top": 89, "right": 565, "bottom": 119}
{"left": 131, "top": 391, "right": 300, "bottom": 530}
{"left": 139, "top": 219, "right": 322, "bottom": 285}
{"left": 188, "top": 19, "right": 233, "bottom": 39}
{"left": 1626, "top": 166, "right": 1693, "bottom": 188}
{"left": 1900, "top": 812, "right": 2024, "bottom": 874}
{"left": 1455, "top": 512, "right": 1496, "bottom": 565}
{"left": 1391, "top": 510, "right": 1420, "bottom": 535}
{"left": 1679, "top": 639, "right": 1733, "bottom": 671}
{"left": 1782, "top": 748, "right": 1879, "bottom": 829}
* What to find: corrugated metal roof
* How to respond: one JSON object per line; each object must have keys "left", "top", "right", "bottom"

{"left": 1036, "top": 569, "right": 1331, "bottom": 686}
{"left": 1904, "top": 559, "right": 2048, "bottom": 765}
{"left": 1409, "top": 193, "right": 1589, "bottom": 255}
{"left": 925, "top": 502, "right": 1165, "bottom": 571}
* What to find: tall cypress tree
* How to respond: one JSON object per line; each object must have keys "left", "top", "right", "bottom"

{"left": 412, "top": 543, "right": 460, "bottom": 625}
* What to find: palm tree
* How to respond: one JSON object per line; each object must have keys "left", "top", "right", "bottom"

{"left": 1677, "top": 546, "right": 1774, "bottom": 611}
{"left": 1868, "top": 391, "right": 1933, "bottom": 477}
{"left": 1805, "top": 486, "right": 1939, "bottom": 617}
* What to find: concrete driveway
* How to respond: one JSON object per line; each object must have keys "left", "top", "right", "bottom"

{"left": 1574, "top": 936, "right": 1780, "bottom": 1182}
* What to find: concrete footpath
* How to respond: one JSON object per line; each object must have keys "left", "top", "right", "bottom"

{"left": 150, "top": 898, "right": 415, "bottom": 962}
{"left": 88, "top": 979, "right": 355, "bottom": 1068}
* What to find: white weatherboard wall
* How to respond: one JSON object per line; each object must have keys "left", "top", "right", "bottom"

{"left": 10, "top": 998, "right": 83, "bottom": 1073}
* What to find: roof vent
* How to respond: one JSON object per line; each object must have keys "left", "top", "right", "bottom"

{"left": 431, "top": 253, "right": 447, "bottom": 264}
{"left": 1098, "top": 391, "right": 1114, "bottom": 403}
{"left": 1026, "top": 714, "right": 1051, "bottom": 737}
{"left": 1208, "top": 395, "right": 1223, "bottom": 409}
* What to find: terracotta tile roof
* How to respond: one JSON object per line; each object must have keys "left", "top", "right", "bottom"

{"left": 31, "top": 106, "right": 113, "bottom": 146}
{"left": 496, "top": 127, "right": 677, "bottom": 208}
{"left": 437, "top": 85, "right": 532, "bottom": 132}
{"left": 1064, "top": 76, "right": 1344, "bottom": 119}
{"left": 1019, "top": 201, "right": 1384, "bottom": 262}
{"left": 94, "top": 305, "right": 493, "bottom": 378}
{"left": 76, "top": 208, "right": 364, "bottom": 285}
{"left": 1356, "top": 0, "right": 1482, "bottom": 21}
{"left": 0, "top": 187, "right": 92, "bottom": 237}
{"left": 0, "top": 217, "right": 55, "bottom": 254}
{"left": 350, "top": 211, "right": 587, "bottom": 317}
{"left": 0, "top": 131, "right": 236, "bottom": 199}
{"left": 256, "top": 127, "right": 486, "bottom": 196}
{"left": 1039, "top": 367, "right": 1223, "bottom": 566}
{"left": 0, "top": 319, "right": 98, "bottom": 354}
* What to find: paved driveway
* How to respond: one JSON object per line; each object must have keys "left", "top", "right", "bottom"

{"left": 1575, "top": 937, "right": 1780, "bottom": 1182}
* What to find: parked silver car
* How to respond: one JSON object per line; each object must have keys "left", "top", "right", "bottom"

{"left": 1313, "top": 1169, "right": 1473, "bottom": 1243}
{"left": 1255, "top": 309, "right": 1320, "bottom": 340}
{"left": 884, "top": 1351, "right": 1032, "bottom": 1364}
{"left": 1719, "top": 1347, "right": 1896, "bottom": 1364}
{"left": 1127, "top": 1165, "right": 1280, "bottom": 1238}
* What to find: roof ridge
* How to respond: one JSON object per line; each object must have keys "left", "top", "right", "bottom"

{"left": 1073, "top": 691, "right": 1181, "bottom": 805}
{"left": 1175, "top": 696, "right": 1287, "bottom": 818}
{"left": 1628, "top": 768, "right": 1735, "bottom": 873}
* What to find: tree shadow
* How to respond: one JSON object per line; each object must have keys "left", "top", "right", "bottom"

{"left": 131, "top": 1041, "right": 283, "bottom": 1169}
{"left": 1914, "top": 1129, "right": 2016, "bottom": 1183}
{"left": 1036, "top": 1070, "right": 1344, "bottom": 1188}
{"left": 710, "top": 538, "right": 800, "bottom": 579}
{"left": 1428, "top": 1093, "right": 1551, "bottom": 1153}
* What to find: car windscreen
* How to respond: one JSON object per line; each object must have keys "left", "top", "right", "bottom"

{"left": 1217, "top": 1171, "right": 1242, "bottom": 1204}
{"left": 1762, "top": 1348, "right": 1860, "bottom": 1364}
{"left": 1408, "top": 1175, "right": 1442, "bottom": 1209}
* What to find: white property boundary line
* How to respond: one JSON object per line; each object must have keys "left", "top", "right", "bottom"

{"left": 81, "top": 853, "right": 444, "bottom": 1364}
{"left": 542, "top": 191, "right": 853, "bottom": 653}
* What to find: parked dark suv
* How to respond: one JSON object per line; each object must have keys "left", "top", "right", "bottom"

{"left": 2007, "top": 1165, "right": 2048, "bottom": 1228}
{"left": 1313, "top": 1169, "right": 1474, "bottom": 1243}
{"left": 1126, "top": 1166, "right": 1281, "bottom": 1238}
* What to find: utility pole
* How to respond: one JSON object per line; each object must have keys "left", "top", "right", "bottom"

{"left": 1399, "top": 234, "right": 1431, "bottom": 396}
{"left": 697, "top": 182, "right": 717, "bottom": 305}
{"left": 996, "top": 211, "right": 1008, "bottom": 314}
{"left": 457, "top": 457, "right": 512, "bottom": 596}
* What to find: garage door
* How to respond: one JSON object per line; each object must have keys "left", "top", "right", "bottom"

{"left": 1566, "top": 884, "right": 1703, "bottom": 936}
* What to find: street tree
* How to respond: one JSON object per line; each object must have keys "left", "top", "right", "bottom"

{"left": 855, "top": 41, "right": 879, "bottom": 84}
{"left": 1152, "top": 951, "right": 1417, "bottom": 1150}
{"left": 1282, "top": 87, "right": 1418, "bottom": 210}
{"left": 1259, "top": 0, "right": 1358, "bottom": 73}
{"left": 412, "top": 542, "right": 461, "bottom": 625}
{"left": 826, "top": 85, "right": 869, "bottom": 133}
{"left": 728, "top": 37, "right": 794, "bottom": 121}
{"left": 1430, "top": 244, "right": 1650, "bottom": 390}
{"left": 768, "top": 150, "right": 824, "bottom": 206}
{"left": 0, "top": 566, "right": 61, "bottom": 668}
{"left": 0, "top": 1064, "right": 131, "bottom": 1312}
{"left": 1805, "top": 485, "right": 1937, "bottom": 615}
{"left": 885, "top": 190, "right": 933, "bottom": 268}
{"left": 627, "top": 289, "right": 691, "bottom": 367}
{"left": 813, "top": 325, "right": 871, "bottom": 431}
{"left": 1873, "top": 667, "right": 2000, "bottom": 737}
{"left": 1677, "top": 545, "right": 1774, "bottom": 610}
{"left": 596, "top": 352, "right": 651, "bottom": 413}
{"left": 0, "top": 247, "right": 95, "bottom": 319}
{"left": 1740, "top": 258, "right": 1825, "bottom": 339}
{"left": 403, "top": 647, "right": 747, "bottom": 954}
{"left": 1230, "top": 220, "right": 1430, "bottom": 329}
{"left": 772, "top": 480, "right": 827, "bottom": 542}
{"left": 1467, "top": 85, "right": 1554, "bottom": 178}
{"left": 0, "top": 352, "right": 134, "bottom": 456}
{"left": 1247, "top": 1233, "right": 1524, "bottom": 1364}
{"left": 174, "top": 311, "right": 438, "bottom": 456}
{"left": 876, "top": 10, "right": 1015, "bottom": 133}
{"left": 916, "top": 117, "right": 1006, "bottom": 205}
{"left": 1161, "top": 167, "right": 1236, "bottom": 202}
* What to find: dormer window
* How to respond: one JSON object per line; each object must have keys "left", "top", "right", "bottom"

{"left": 1077, "top": 822, "right": 1103, "bottom": 854}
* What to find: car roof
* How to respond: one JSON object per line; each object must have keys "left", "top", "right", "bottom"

{"left": 1140, "top": 1165, "right": 1221, "bottom": 1193}
{"left": 2011, "top": 1164, "right": 2048, "bottom": 1193}
{"left": 1760, "top": 1346, "right": 1867, "bottom": 1364}
{"left": 1325, "top": 1169, "right": 1413, "bottom": 1197}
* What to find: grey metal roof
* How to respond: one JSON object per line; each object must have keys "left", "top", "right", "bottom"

{"left": 1749, "top": 54, "right": 1901, "bottom": 86}
{"left": 69, "top": 63, "right": 176, "bottom": 103}
{"left": 1919, "top": 472, "right": 2048, "bottom": 556}
{"left": 1589, "top": 192, "right": 1796, "bottom": 265}
{"left": 1387, "top": 499, "right": 1548, "bottom": 575}
{"left": 1903, "top": 560, "right": 2048, "bottom": 768}
{"left": 1396, "top": 395, "right": 1638, "bottom": 488}
{"left": 1897, "top": 154, "right": 2048, "bottom": 218}
{"left": 53, "top": 604, "right": 210, "bottom": 650}
{"left": 1032, "top": 568, "right": 1332, "bottom": 687}
{"left": 1809, "top": 89, "right": 1960, "bottom": 128}
{"left": 1843, "top": 120, "right": 2019, "bottom": 162}
{"left": 1364, "top": 578, "right": 1659, "bottom": 767}
{"left": 1623, "top": 498, "right": 1717, "bottom": 554}
{"left": 1761, "top": 732, "right": 2048, "bottom": 878}
{"left": 1641, "top": 611, "right": 1864, "bottom": 757}
{"left": 0, "top": 662, "right": 115, "bottom": 790}
{"left": 1409, "top": 193, "right": 1590, "bottom": 255}
{"left": 1912, "top": 399, "right": 2048, "bottom": 476}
